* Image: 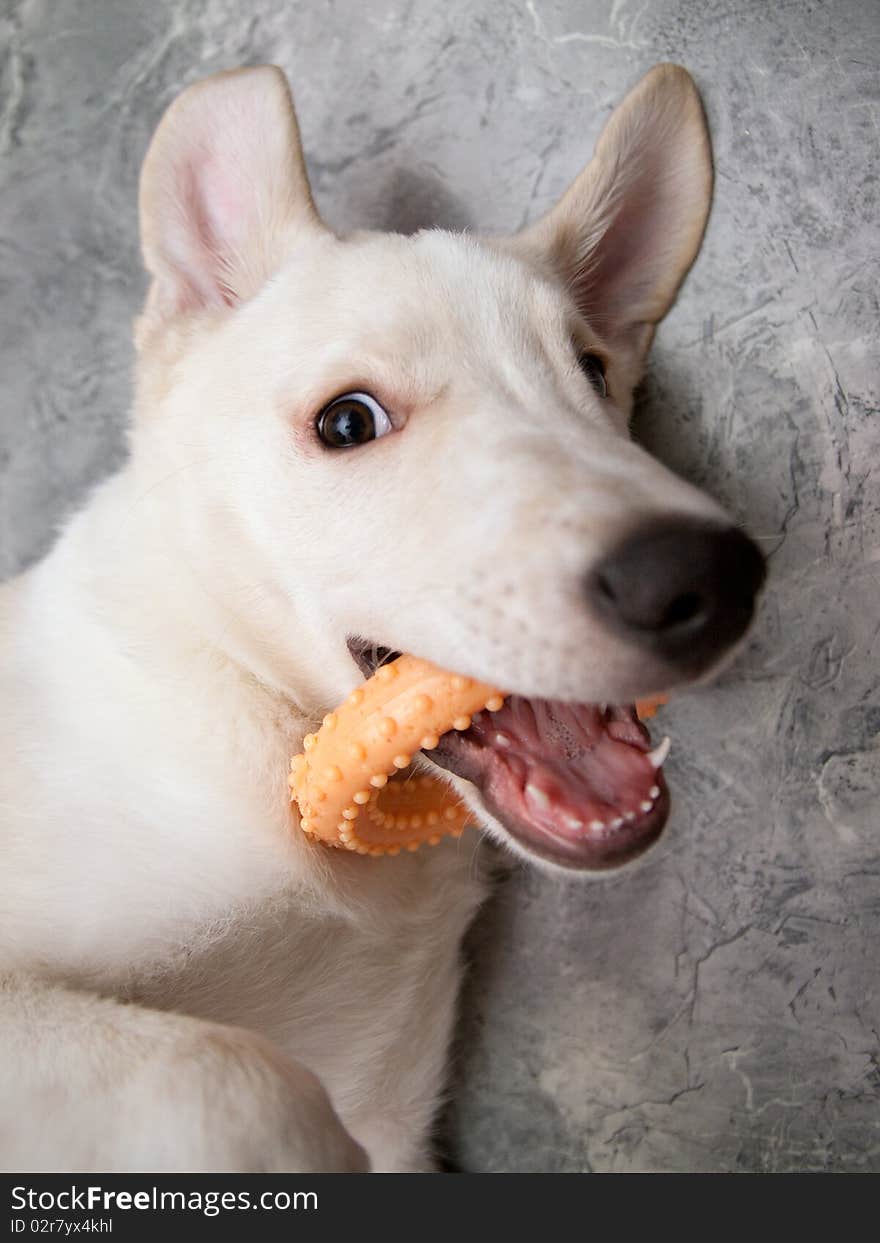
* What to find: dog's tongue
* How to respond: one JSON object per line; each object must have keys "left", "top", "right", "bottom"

{"left": 428, "top": 696, "right": 670, "bottom": 870}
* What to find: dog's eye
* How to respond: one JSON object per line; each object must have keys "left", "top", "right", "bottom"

{"left": 316, "top": 392, "right": 392, "bottom": 448}
{"left": 577, "top": 352, "right": 608, "bottom": 399}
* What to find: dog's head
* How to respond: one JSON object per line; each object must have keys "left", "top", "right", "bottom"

{"left": 133, "top": 65, "right": 765, "bottom": 873}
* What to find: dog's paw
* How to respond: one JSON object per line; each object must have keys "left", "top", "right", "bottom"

{"left": 116, "top": 1024, "right": 370, "bottom": 1173}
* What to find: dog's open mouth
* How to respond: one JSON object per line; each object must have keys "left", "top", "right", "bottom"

{"left": 347, "top": 640, "right": 670, "bottom": 871}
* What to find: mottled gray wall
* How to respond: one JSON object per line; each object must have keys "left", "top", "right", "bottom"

{"left": 1, "top": 0, "right": 878, "bottom": 1172}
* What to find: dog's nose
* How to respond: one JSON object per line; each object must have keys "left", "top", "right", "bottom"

{"left": 586, "top": 517, "right": 766, "bottom": 669}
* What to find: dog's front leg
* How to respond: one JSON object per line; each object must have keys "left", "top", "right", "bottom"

{"left": 0, "top": 972, "right": 368, "bottom": 1173}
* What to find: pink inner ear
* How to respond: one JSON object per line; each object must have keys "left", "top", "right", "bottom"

{"left": 161, "top": 137, "right": 253, "bottom": 313}
{"left": 183, "top": 152, "right": 250, "bottom": 308}
{"left": 590, "top": 180, "right": 669, "bottom": 318}
{"left": 574, "top": 148, "right": 706, "bottom": 347}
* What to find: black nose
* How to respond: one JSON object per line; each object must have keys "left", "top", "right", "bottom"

{"left": 587, "top": 517, "right": 766, "bottom": 670}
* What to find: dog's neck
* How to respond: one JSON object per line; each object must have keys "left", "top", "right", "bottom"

{"left": 43, "top": 453, "right": 350, "bottom": 729}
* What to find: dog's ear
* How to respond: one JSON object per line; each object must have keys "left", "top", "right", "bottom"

{"left": 138, "top": 66, "right": 324, "bottom": 328}
{"left": 510, "top": 64, "right": 712, "bottom": 369}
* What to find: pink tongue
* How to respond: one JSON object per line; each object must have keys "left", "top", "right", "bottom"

{"left": 468, "top": 697, "right": 659, "bottom": 831}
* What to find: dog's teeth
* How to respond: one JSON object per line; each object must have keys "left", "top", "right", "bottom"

{"left": 624, "top": 811, "right": 635, "bottom": 821}
{"left": 648, "top": 736, "right": 671, "bottom": 769}
{"left": 649, "top": 784, "right": 661, "bottom": 800}
{"left": 588, "top": 819, "right": 604, "bottom": 832}
{"left": 611, "top": 817, "right": 624, "bottom": 828}
{"left": 525, "top": 783, "right": 551, "bottom": 809}
{"left": 640, "top": 800, "right": 653, "bottom": 813}
{"left": 494, "top": 732, "right": 512, "bottom": 748}
{"left": 564, "top": 815, "right": 584, "bottom": 830}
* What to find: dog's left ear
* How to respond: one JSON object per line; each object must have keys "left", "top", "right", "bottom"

{"left": 509, "top": 64, "right": 712, "bottom": 371}
{"left": 138, "top": 66, "right": 325, "bottom": 331}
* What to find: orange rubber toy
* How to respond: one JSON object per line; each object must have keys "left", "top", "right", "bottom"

{"left": 289, "top": 655, "right": 506, "bottom": 856}
{"left": 289, "top": 655, "right": 668, "bottom": 857}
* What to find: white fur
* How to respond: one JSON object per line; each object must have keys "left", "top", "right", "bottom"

{"left": 0, "top": 64, "right": 724, "bottom": 1171}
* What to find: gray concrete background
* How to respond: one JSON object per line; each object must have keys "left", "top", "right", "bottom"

{"left": 1, "top": 0, "right": 878, "bottom": 1172}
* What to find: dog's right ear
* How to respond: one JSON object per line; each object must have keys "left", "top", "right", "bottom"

{"left": 507, "top": 64, "right": 712, "bottom": 375}
{"left": 138, "top": 66, "right": 324, "bottom": 332}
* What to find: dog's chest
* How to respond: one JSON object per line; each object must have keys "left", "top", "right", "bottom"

{"left": 131, "top": 842, "right": 487, "bottom": 1150}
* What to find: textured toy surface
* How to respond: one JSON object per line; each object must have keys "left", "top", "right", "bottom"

{"left": 289, "top": 654, "right": 506, "bottom": 855}
{"left": 633, "top": 694, "right": 667, "bottom": 720}
{"left": 289, "top": 655, "right": 669, "bottom": 857}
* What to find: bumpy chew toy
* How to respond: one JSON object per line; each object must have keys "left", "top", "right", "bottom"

{"left": 289, "top": 653, "right": 670, "bottom": 858}
{"left": 634, "top": 694, "right": 667, "bottom": 720}
{"left": 289, "top": 655, "right": 506, "bottom": 856}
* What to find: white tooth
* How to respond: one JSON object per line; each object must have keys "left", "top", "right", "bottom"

{"left": 589, "top": 819, "right": 604, "bottom": 832}
{"left": 525, "top": 783, "right": 551, "bottom": 809}
{"left": 494, "top": 732, "right": 512, "bottom": 748}
{"left": 640, "top": 800, "right": 653, "bottom": 812}
{"left": 625, "top": 811, "right": 635, "bottom": 822}
{"left": 564, "top": 815, "right": 584, "bottom": 831}
{"left": 611, "top": 817, "right": 623, "bottom": 828}
{"left": 649, "top": 785, "right": 661, "bottom": 799}
{"left": 648, "top": 736, "right": 671, "bottom": 769}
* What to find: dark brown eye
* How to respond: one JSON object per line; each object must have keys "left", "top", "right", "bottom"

{"left": 316, "top": 392, "right": 392, "bottom": 448}
{"left": 578, "top": 352, "right": 608, "bottom": 399}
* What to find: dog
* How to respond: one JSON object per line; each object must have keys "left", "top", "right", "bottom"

{"left": 0, "top": 63, "right": 764, "bottom": 1172}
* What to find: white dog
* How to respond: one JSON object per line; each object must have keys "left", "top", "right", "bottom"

{"left": 0, "top": 63, "right": 764, "bottom": 1172}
